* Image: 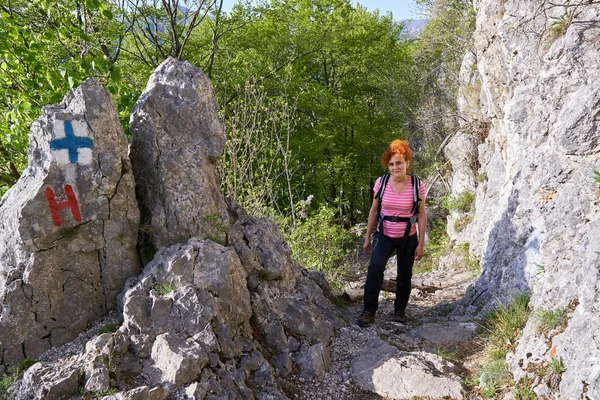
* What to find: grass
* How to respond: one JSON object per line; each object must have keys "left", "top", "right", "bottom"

{"left": 476, "top": 295, "right": 531, "bottom": 397}
{"left": 550, "top": 9, "right": 574, "bottom": 36}
{"left": 480, "top": 295, "right": 530, "bottom": 354}
{"left": 153, "top": 282, "right": 176, "bottom": 296}
{"left": 548, "top": 356, "right": 565, "bottom": 374}
{"left": 512, "top": 376, "right": 537, "bottom": 400}
{"left": 443, "top": 190, "right": 475, "bottom": 213}
{"left": 534, "top": 307, "right": 568, "bottom": 336}
{"left": 456, "top": 243, "right": 480, "bottom": 272}
{"left": 479, "top": 359, "right": 511, "bottom": 397}
{"left": 0, "top": 359, "right": 37, "bottom": 397}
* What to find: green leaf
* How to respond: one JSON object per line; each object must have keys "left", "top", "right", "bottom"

{"left": 110, "top": 66, "right": 121, "bottom": 82}
{"left": 595, "top": 170, "right": 600, "bottom": 184}
{"left": 67, "top": 75, "right": 75, "bottom": 89}
{"left": 102, "top": 9, "right": 113, "bottom": 19}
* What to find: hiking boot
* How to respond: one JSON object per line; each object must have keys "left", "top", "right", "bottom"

{"left": 392, "top": 309, "right": 406, "bottom": 324}
{"left": 356, "top": 310, "right": 375, "bottom": 327}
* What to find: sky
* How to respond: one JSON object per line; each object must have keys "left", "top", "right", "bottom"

{"left": 220, "top": 0, "right": 423, "bottom": 21}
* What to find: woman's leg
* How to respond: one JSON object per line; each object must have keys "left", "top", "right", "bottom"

{"left": 363, "top": 233, "right": 396, "bottom": 313}
{"left": 394, "top": 234, "right": 419, "bottom": 312}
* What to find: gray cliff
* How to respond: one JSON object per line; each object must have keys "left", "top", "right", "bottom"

{"left": 449, "top": 0, "right": 600, "bottom": 397}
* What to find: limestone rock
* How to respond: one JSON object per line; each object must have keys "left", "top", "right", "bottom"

{"left": 147, "top": 333, "right": 208, "bottom": 385}
{"left": 0, "top": 79, "right": 140, "bottom": 368}
{"left": 351, "top": 338, "right": 464, "bottom": 399}
{"left": 130, "top": 57, "right": 227, "bottom": 250}
{"left": 452, "top": 0, "right": 600, "bottom": 397}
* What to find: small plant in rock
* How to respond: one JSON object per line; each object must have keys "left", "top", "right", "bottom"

{"left": 443, "top": 190, "right": 475, "bottom": 213}
{"left": 93, "top": 388, "right": 117, "bottom": 398}
{"left": 534, "top": 307, "right": 568, "bottom": 336}
{"left": 535, "top": 263, "right": 545, "bottom": 275}
{"left": 456, "top": 243, "right": 480, "bottom": 272}
{"left": 550, "top": 9, "right": 574, "bottom": 36}
{"left": 478, "top": 172, "right": 488, "bottom": 183}
{"left": 417, "top": 216, "right": 448, "bottom": 274}
{"left": 154, "top": 282, "right": 176, "bottom": 296}
{"left": 479, "top": 359, "right": 510, "bottom": 397}
{"left": 0, "top": 358, "right": 36, "bottom": 397}
{"left": 202, "top": 214, "right": 227, "bottom": 245}
{"left": 512, "top": 376, "right": 537, "bottom": 400}
{"left": 454, "top": 213, "right": 474, "bottom": 233}
{"left": 480, "top": 295, "right": 530, "bottom": 353}
{"left": 548, "top": 356, "right": 565, "bottom": 374}
{"left": 436, "top": 345, "right": 457, "bottom": 362}
{"left": 595, "top": 170, "right": 600, "bottom": 183}
{"left": 96, "top": 324, "right": 118, "bottom": 335}
{"left": 138, "top": 224, "right": 156, "bottom": 265}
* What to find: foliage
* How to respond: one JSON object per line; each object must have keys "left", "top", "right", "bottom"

{"left": 480, "top": 294, "right": 530, "bottom": 360}
{"left": 154, "top": 282, "right": 176, "bottom": 296}
{"left": 443, "top": 190, "right": 475, "bottom": 213}
{"left": 410, "top": 0, "right": 476, "bottom": 177}
{"left": 476, "top": 295, "right": 530, "bottom": 397}
{"left": 455, "top": 242, "right": 480, "bottom": 272}
{"left": 534, "top": 307, "right": 568, "bottom": 336}
{"left": 0, "top": 358, "right": 36, "bottom": 398}
{"left": 595, "top": 170, "right": 600, "bottom": 183}
{"left": 479, "top": 359, "right": 511, "bottom": 398}
{"left": 0, "top": 0, "right": 143, "bottom": 195}
{"left": 417, "top": 210, "right": 449, "bottom": 273}
{"left": 550, "top": 9, "right": 574, "bottom": 36}
{"left": 548, "top": 356, "right": 565, "bottom": 374}
{"left": 286, "top": 206, "right": 353, "bottom": 290}
{"left": 512, "top": 377, "right": 537, "bottom": 400}
{"left": 96, "top": 324, "right": 118, "bottom": 335}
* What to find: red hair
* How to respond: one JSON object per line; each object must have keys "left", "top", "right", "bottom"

{"left": 381, "top": 139, "right": 412, "bottom": 167}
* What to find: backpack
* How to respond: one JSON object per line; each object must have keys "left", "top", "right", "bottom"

{"left": 375, "top": 174, "right": 421, "bottom": 237}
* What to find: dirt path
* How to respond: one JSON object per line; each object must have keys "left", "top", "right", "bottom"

{"left": 280, "top": 267, "right": 486, "bottom": 399}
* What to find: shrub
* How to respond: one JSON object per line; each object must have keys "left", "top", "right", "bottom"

{"left": 286, "top": 206, "right": 353, "bottom": 291}
{"left": 443, "top": 190, "right": 475, "bottom": 213}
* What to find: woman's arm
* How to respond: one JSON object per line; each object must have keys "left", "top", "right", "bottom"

{"left": 363, "top": 197, "right": 380, "bottom": 254}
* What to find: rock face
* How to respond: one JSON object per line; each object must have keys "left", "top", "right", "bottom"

{"left": 7, "top": 58, "right": 344, "bottom": 399}
{"left": 450, "top": 0, "right": 600, "bottom": 397}
{"left": 130, "top": 57, "right": 228, "bottom": 250}
{"left": 0, "top": 80, "right": 140, "bottom": 370}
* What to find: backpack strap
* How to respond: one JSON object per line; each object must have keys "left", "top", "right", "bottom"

{"left": 377, "top": 174, "right": 421, "bottom": 237}
{"left": 376, "top": 174, "right": 390, "bottom": 234}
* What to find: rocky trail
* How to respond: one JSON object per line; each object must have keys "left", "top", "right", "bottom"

{"left": 279, "top": 256, "right": 485, "bottom": 400}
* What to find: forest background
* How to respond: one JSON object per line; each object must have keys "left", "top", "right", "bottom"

{"left": 0, "top": 0, "right": 475, "bottom": 285}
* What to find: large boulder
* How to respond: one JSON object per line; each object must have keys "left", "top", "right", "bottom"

{"left": 0, "top": 80, "right": 140, "bottom": 369}
{"left": 129, "top": 57, "right": 228, "bottom": 250}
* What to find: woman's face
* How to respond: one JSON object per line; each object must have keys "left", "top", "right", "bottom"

{"left": 388, "top": 154, "right": 409, "bottom": 178}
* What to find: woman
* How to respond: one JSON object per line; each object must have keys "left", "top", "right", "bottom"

{"left": 357, "top": 139, "right": 426, "bottom": 327}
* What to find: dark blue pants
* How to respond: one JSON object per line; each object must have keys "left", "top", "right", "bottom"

{"left": 363, "top": 233, "right": 418, "bottom": 313}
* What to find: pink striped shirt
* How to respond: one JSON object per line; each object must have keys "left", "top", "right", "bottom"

{"left": 373, "top": 176, "right": 425, "bottom": 238}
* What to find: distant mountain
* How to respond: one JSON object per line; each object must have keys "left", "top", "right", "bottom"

{"left": 399, "top": 19, "right": 427, "bottom": 37}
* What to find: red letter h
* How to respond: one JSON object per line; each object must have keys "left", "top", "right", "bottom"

{"left": 45, "top": 185, "right": 82, "bottom": 227}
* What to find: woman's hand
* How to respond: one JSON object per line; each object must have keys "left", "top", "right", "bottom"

{"left": 363, "top": 237, "right": 372, "bottom": 255}
{"left": 415, "top": 242, "right": 424, "bottom": 261}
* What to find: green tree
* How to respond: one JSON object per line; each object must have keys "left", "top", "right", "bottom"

{"left": 0, "top": 0, "right": 133, "bottom": 194}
